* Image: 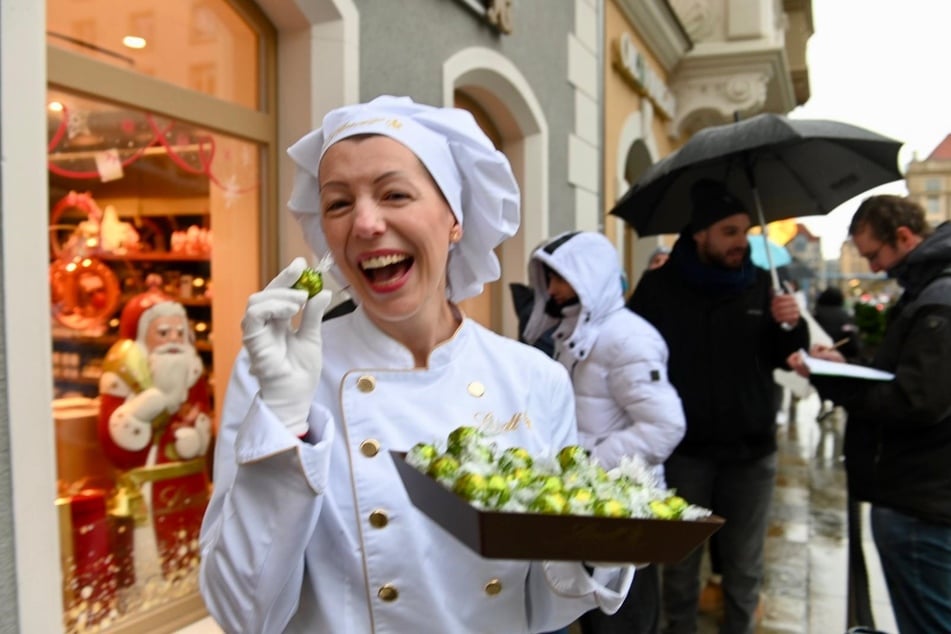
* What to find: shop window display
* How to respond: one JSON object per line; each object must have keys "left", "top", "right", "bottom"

{"left": 48, "top": 88, "right": 258, "bottom": 632}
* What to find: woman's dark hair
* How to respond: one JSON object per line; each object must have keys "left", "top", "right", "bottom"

{"left": 849, "top": 195, "right": 931, "bottom": 245}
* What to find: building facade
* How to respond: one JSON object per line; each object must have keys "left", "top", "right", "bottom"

{"left": 785, "top": 223, "right": 822, "bottom": 297}
{"left": 906, "top": 133, "right": 951, "bottom": 226}
{"left": 604, "top": 0, "right": 814, "bottom": 282}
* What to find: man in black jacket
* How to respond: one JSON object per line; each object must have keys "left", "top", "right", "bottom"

{"left": 627, "top": 179, "right": 808, "bottom": 634}
{"left": 789, "top": 195, "right": 951, "bottom": 633}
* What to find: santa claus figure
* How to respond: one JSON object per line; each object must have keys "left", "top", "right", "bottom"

{"left": 98, "top": 277, "right": 212, "bottom": 584}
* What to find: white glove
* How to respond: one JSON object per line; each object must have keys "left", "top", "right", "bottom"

{"left": 174, "top": 427, "right": 203, "bottom": 459}
{"left": 173, "top": 412, "right": 211, "bottom": 458}
{"left": 586, "top": 561, "right": 650, "bottom": 569}
{"left": 110, "top": 387, "right": 168, "bottom": 451}
{"left": 241, "top": 257, "right": 332, "bottom": 436}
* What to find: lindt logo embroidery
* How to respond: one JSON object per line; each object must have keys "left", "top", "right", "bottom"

{"left": 472, "top": 411, "right": 533, "bottom": 433}
{"left": 327, "top": 117, "right": 403, "bottom": 143}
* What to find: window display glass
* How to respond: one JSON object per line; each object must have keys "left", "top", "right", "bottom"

{"left": 47, "top": 0, "right": 261, "bottom": 110}
{"left": 48, "top": 86, "right": 260, "bottom": 632}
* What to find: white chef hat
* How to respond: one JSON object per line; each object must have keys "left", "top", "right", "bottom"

{"left": 287, "top": 95, "right": 520, "bottom": 302}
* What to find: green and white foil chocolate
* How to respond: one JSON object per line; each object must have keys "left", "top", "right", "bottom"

{"left": 409, "top": 426, "right": 713, "bottom": 520}
{"left": 291, "top": 253, "right": 334, "bottom": 297}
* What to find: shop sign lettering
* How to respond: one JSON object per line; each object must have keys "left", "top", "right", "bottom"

{"left": 613, "top": 32, "right": 676, "bottom": 118}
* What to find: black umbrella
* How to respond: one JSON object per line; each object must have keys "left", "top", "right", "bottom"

{"left": 610, "top": 113, "right": 904, "bottom": 290}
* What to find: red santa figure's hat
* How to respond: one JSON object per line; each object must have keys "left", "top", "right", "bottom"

{"left": 118, "top": 274, "right": 188, "bottom": 345}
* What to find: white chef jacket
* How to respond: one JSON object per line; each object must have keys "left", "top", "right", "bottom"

{"left": 199, "top": 306, "right": 634, "bottom": 633}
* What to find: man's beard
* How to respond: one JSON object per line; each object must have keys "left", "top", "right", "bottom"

{"left": 701, "top": 244, "right": 747, "bottom": 270}
{"left": 149, "top": 343, "right": 203, "bottom": 411}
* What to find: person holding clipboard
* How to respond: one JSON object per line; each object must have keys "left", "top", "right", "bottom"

{"left": 788, "top": 195, "right": 951, "bottom": 633}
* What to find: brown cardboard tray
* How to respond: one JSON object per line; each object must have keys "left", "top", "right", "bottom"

{"left": 391, "top": 451, "right": 724, "bottom": 564}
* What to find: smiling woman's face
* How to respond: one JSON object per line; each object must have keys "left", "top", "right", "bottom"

{"left": 318, "top": 135, "right": 460, "bottom": 330}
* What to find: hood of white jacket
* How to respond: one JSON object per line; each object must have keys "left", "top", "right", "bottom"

{"left": 523, "top": 232, "right": 625, "bottom": 363}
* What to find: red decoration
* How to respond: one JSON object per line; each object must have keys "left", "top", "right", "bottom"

{"left": 59, "top": 489, "right": 118, "bottom": 628}
{"left": 49, "top": 256, "right": 121, "bottom": 332}
{"left": 47, "top": 104, "right": 257, "bottom": 195}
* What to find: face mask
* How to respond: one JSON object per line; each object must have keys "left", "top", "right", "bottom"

{"left": 545, "top": 296, "right": 579, "bottom": 317}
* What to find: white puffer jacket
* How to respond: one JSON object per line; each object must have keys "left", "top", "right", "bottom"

{"left": 524, "top": 232, "right": 686, "bottom": 472}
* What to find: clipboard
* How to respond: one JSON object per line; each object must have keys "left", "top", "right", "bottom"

{"left": 800, "top": 350, "right": 894, "bottom": 381}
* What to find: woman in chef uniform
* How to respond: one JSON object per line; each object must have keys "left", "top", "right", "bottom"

{"left": 199, "top": 96, "right": 634, "bottom": 633}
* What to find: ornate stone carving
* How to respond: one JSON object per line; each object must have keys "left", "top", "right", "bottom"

{"left": 669, "top": 0, "right": 717, "bottom": 42}
{"left": 486, "top": 0, "right": 513, "bottom": 34}
{"left": 671, "top": 71, "right": 771, "bottom": 137}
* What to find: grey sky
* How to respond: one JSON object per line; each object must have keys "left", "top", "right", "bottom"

{"left": 789, "top": 0, "right": 950, "bottom": 259}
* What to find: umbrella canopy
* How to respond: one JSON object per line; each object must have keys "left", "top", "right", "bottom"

{"left": 749, "top": 235, "right": 792, "bottom": 270}
{"left": 611, "top": 113, "right": 904, "bottom": 238}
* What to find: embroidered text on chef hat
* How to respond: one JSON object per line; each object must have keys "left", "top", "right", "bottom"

{"left": 287, "top": 95, "right": 520, "bottom": 302}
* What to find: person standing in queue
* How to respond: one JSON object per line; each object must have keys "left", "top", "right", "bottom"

{"left": 627, "top": 178, "right": 808, "bottom": 634}
{"left": 524, "top": 230, "right": 686, "bottom": 634}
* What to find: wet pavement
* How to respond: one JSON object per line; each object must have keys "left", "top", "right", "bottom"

{"left": 694, "top": 392, "right": 898, "bottom": 634}
{"left": 563, "top": 392, "right": 899, "bottom": 634}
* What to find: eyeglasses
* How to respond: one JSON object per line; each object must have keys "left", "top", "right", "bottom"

{"left": 860, "top": 243, "right": 887, "bottom": 264}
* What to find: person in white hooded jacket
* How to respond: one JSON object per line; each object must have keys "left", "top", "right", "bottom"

{"left": 524, "top": 231, "right": 686, "bottom": 634}
{"left": 198, "top": 97, "right": 634, "bottom": 634}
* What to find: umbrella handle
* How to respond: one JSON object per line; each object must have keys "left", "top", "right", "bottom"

{"left": 749, "top": 187, "right": 795, "bottom": 331}
{"left": 750, "top": 188, "right": 783, "bottom": 292}
{"left": 777, "top": 281, "right": 797, "bottom": 331}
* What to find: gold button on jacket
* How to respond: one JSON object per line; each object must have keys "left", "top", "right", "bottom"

{"left": 368, "top": 509, "right": 388, "bottom": 528}
{"left": 484, "top": 578, "right": 502, "bottom": 595}
{"left": 356, "top": 375, "right": 376, "bottom": 392}
{"left": 377, "top": 584, "right": 398, "bottom": 602}
{"left": 360, "top": 439, "right": 380, "bottom": 457}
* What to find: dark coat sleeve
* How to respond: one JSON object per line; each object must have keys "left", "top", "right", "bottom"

{"left": 813, "top": 304, "right": 951, "bottom": 429}
{"left": 626, "top": 269, "right": 660, "bottom": 324}
{"left": 768, "top": 309, "right": 810, "bottom": 369}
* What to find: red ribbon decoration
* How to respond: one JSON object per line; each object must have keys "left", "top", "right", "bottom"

{"left": 47, "top": 105, "right": 257, "bottom": 195}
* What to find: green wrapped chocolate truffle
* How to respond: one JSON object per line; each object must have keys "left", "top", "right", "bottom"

{"left": 407, "top": 442, "right": 439, "bottom": 470}
{"left": 506, "top": 467, "right": 535, "bottom": 488}
{"left": 648, "top": 500, "right": 675, "bottom": 520}
{"left": 594, "top": 498, "right": 630, "bottom": 518}
{"left": 498, "top": 446, "right": 533, "bottom": 472}
{"left": 427, "top": 455, "right": 460, "bottom": 482}
{"left": 485, "top": 474, "right": 511, "bottom": 507}
{"left": 566, "top": 487, "right": 595, "bottom": 506}
{"left": 446, "top": 426, "right": 482, "bottom": 457}
{"left": 556, "top": 445, "right": 588, "bottom": 471}
{"left": 665, "top": 495, "right": 688, "bottom": 518}
{"left": 532, "top": 474, "right": 564, "bottom": 495}
{"left": 292, "top": 267, "right": 324, "bottom": 298}
{"left": 453, "top": 471, "right": 488, "bottom": 501}
{"left": 529, "top": 491, "right": 568, "bottom": 515}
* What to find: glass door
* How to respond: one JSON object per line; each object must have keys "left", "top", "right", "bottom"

{"left": 45, "top": 1, "right": 275, "bottom": 631}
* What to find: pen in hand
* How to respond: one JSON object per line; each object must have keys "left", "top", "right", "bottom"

{"left": 806, "top": 337, "right": 850, "bottom": 362}
{"left": 830, "top": 337, "right": 850, "bottom": 351}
